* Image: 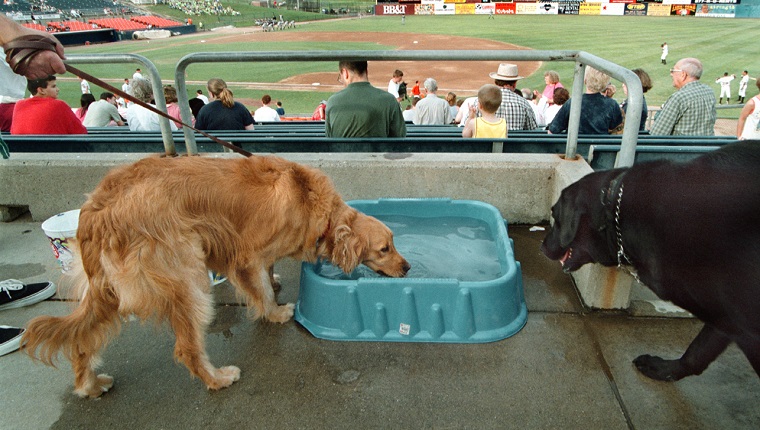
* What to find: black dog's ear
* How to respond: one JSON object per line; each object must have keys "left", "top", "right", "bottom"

{"left": 558, "top": 202, "right": 582, "bottom": 249}
{"left": 555, "top": 186, "right": 588, "bottom": 249}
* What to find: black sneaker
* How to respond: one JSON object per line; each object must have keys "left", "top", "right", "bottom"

{"left": 0, "top": 326, "right": 24, "bottom": 356}
{"left": 0, "top": 279, "right": 56, "bottom": 311}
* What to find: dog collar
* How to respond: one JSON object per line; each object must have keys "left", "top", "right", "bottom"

{"left": 603, "top": 172, "right": 641, "bottom": 282}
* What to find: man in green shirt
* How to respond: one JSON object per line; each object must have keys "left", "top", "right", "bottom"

{"left": 325, "top": 61, "right": 406, "bottom": 138}
{"left": 650, "top": 57, "right": 717, "bottom": 136}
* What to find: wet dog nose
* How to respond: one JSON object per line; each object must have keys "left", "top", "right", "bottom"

{"left": 402, "top": 261, "right": 411, "bottom": 275}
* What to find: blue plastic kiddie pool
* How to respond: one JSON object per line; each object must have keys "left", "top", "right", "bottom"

{"left": 295, "top": 199, "right": 527, "bottom": 343}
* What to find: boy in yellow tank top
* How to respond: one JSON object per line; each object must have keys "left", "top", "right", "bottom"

{"left": 462, "top": 84, "right": 507, "bottom": 138}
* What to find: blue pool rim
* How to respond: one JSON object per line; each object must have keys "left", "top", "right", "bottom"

{"left": 295, "top": 198, "right": 528, "bottom": 344}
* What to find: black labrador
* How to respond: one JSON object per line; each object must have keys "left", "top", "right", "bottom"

{"left": 541, "top": 140, "right": 760, "bottom": 381}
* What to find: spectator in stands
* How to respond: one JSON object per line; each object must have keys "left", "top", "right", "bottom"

{"left": 0, "top": 18, "right": 58, "bottom": 356}
{"left": 253, "top": 94, "right": 281, "bottom": 122}
{"left": 489, "top": 63, "right": 538, "bottom": 131}
{"left": 414, "top": 78, "right": 452, "bottom": 125}
{"left": 402, "top": 96, "right": 418, "bottom": 122}
{"left": 0, "top": 57, "right": 26, "bottom": 133}
{"left": 621, "top": 68, "right": 652, "bottom": 131}
{"left": 196, "top": 89, "right": 209, "bottom": 104}
{"left": 195, "top": 78, "right": 253, "bottom": 131}
{"left": 520, "top": 88, "right": 542, "bottom": 124}
{"left": 603, "top": 84, "right": 617, "bottom": 99}
{"left": 163, "top": 85, "right": 182, "bottom": 128}
{"left": 736, "top": 76, "right": 760, "bottom": 140}
{"left": 83, "top": 92, "right": 125, "bottom": 128}
{"left": 73, "top": 93, "right": 96, "bottom": 123}
{"left": 188, "top": 98, "right": 205, "bottom": 124}
{"left": 125, "top": 78, "right": 178, "bottom": 132}
{"left": 0, "top": 14, "right": 66, "bottom": 80}
{"left": 325, "top": 60, "right": 406, "bottom": 137}
{"left": 446, "top": 92, "right": 458, "bottom": 120}
{"left": 455, "top": 95, "right": 478, "bottom": 127}
{"left": 547, "top": 66, "right": 623, "bottom": 135}
{"left": 650, "top": 58, "right": 716, "bottom": 136}
{"left": 541, "top": 71, "right": 564, "bottom": 105}
{"left": 11, "top": 75, "right": 87, "bottom": 135}
{"left": 542, "top": 87, "right": 569, "bottom": 127}
{"left": 275, "top": 100, "right": 285, "bottom": 116}
{"left": 312, "top": 100, "right": 326, "bottom": 121}
{"left": 462, "top": 84, "right": 507, "bottom": 139}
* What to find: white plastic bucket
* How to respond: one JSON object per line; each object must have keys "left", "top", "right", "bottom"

{"left": 41, "top": 209, "right": 80, "bottom": 272}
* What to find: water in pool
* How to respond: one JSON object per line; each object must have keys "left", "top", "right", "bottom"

{"left": 317, "top": 215, "right": 503, "bottom": 282}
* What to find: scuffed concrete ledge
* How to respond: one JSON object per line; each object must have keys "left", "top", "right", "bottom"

{"left": 1, "top": 152, "right": 575, "bottom": 223}
{"left": 0, "top": 151, "right": 631, "bottom": 309}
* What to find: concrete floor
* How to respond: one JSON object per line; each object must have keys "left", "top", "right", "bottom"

{"left": 1, "top": 216, "right": 758, "bottom": 430}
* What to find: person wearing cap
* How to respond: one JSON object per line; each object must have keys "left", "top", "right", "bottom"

{"left": 325, "top": 60, "right": 406, "bottom": 138}
{"left": 489, "top": 63, "right": 538, "bottom": 131}
{"left": 414, "top": 77, "right": 453, "bottom": 125}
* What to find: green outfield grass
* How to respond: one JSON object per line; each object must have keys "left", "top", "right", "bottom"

{"left": 55, "top": 14, "right": 759, "bottom": 116}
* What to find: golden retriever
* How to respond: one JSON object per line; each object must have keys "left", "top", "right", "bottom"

{"left": 22, "top": 155, "right": 410, "bottom": 398}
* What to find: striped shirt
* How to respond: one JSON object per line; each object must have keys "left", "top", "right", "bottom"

{"left": 495, "top": 88, "right": 538, "bottom": 131}
{"left": 650, "top": 81, "right": 716, "bottom": 136}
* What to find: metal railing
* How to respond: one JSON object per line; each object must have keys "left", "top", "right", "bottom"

{"left": 175, "top": 50, "right": 643, "bottom": 166}
{"left": 64, "top": 53, "right": 177, "bottom": 156}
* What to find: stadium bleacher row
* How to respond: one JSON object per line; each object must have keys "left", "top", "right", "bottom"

{"left": 2, "top": 125, "right": 738, "bottom": 171}
{"left": 20, "top": 15, "right": 184, "bottom": 32}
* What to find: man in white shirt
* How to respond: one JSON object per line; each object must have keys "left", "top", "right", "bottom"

{"left": 253, "top": 94, "right": 281, "bottom": 122}
{"left": 79, "top": 77, "right": 90, "bottom": 94}
{"left": 196, "top": 89, "right": 209, "bottom": 104}
{"left": 737, "top": 70, "right": 756, "bottom": 104}
{"left": 132, "top": 68, "right": 143, "bottom": 81}
{"left": 121, "top": 78, "right": 131, "bottom": 96}
{"left": 125, "top": 78, "right": 177, "bottom": 132}
{"left": 414, "top": 78, "right": 453, "bottom": 125}
{"left": 387, "top": 69, "right": 404, "bottom": 101}
{"left": 715, "top": 72, "right": 735, "bottom": 104}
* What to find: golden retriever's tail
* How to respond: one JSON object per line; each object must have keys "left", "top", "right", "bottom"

{"left": 21, "top": 252, "right": 120, "bottom": 369}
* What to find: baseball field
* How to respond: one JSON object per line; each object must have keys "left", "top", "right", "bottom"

{"left": 56, "top": 12, "right": 759, "bottom": 117}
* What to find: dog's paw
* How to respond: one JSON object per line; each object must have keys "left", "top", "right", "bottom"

{"left": 207, "top": 366, "right": 241, "bottom": 390}
{"left": 633, "top": 354, "right": 685, "bottom": 381}
{"left": 267, "top": 302, "right": 295, "bottom": 323}
{"left": 74, "top": 373, "right": 114, "bottom": 398}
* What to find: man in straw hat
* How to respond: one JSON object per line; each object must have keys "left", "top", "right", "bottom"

{"left": 489, "top": 63, "right": 537, "bottom": 131}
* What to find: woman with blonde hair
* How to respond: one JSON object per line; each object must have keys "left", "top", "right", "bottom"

{"left": 195, "top": 78, "right": 254, "bottom": 130}
{"left": 547, "top": 67, "right": 623, "bottom": 135}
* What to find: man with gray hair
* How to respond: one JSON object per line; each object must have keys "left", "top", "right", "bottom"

{"left": 124, "top": 78, "right": 178, "bottom": 132}
{"left": 414, "top": 78, "right": 453, "bottom": 125}
{"left": 651, "top": 57, "right": 716, "bottom": 136}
